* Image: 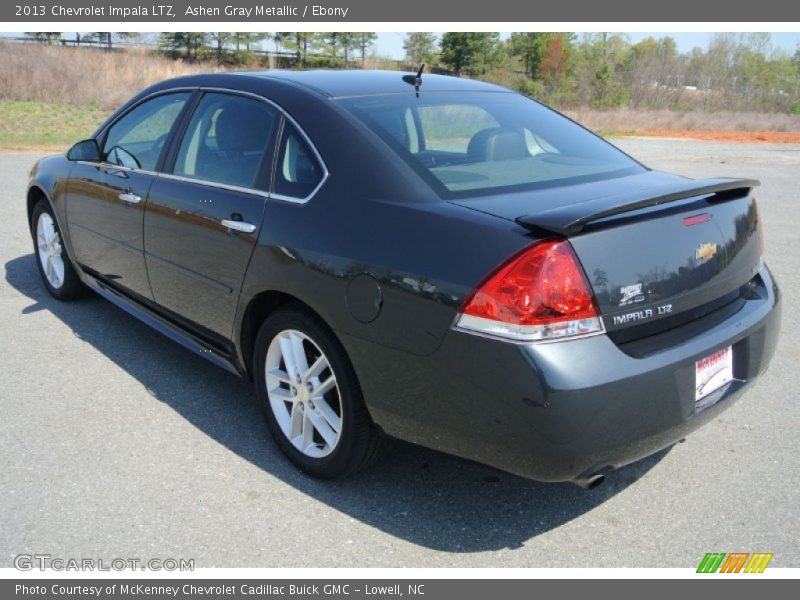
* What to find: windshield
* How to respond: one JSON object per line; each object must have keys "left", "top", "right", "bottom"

{"left": 339, "top": 92, "right": 645, "bottom": 198}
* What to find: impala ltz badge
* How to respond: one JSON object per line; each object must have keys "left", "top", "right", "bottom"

{"left": 696, "top": 242, "right": 718, "bottom": 261}
{"left": 619, "top": 282, "right": 645, "bottom": 306}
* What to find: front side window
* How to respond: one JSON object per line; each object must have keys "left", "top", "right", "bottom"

{"left": 340, "top": 92, "right": 644, "bottom": 197}
{"left": 103, "top": 92, "right": 190, "bottom": 171}
{"left": 273, "top": 124, "right": 324, "bottom": 199}
{"left": 173, "top": 93, "right": 277, "bottom": 190}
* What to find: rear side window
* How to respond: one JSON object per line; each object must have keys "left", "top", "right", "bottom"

{"left": 274, "top": 124, "right": 325, "bottom": 200}
{"left": 173, "top": 92, "right": 277, "bottom": 190}
{"left": 103, "top": 92, "right": 190, "bottom": 171}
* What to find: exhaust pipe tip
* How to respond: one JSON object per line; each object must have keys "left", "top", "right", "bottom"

{"left": 572, "top": 473, "right": 605, "bottom": 490}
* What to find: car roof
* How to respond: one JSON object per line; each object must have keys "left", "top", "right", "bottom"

{"left": 231, "top": 69, "right": 511, "bottom": 98}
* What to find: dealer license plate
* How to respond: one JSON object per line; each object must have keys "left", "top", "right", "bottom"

{"left": 695, "top": 346, "right": 733, "bottom": 402}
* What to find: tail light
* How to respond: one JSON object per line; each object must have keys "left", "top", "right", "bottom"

{"left": 454, "top": 239, "right": 604, "bottom": 342}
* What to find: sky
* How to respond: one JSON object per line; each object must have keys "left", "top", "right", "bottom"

{"left": 376, "top": 32, "right": 800, "bottom": 59}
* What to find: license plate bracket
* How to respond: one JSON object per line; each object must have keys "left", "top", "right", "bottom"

{"left": 695, "top": 346, "right": 733, "bottom": 403}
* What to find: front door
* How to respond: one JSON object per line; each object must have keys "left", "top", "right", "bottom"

{"left": 144, "top": 92, "right": 278, "bottom": 337}
{"left": 66, "top": 92, "right": 192, "bottom": 299}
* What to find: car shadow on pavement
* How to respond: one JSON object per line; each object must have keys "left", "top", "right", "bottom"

{"left": 6, "top": 253, "right": 670, "bottom": 553}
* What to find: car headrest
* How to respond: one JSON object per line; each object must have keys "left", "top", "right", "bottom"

{"left": 375, "top": 112, "right": 410, "bottom": 149}
{"left": 467, "top": 127, "right": 530, "bottom": 162}
{"left": 294, "top": 153, "right": 317, "bottom": 184}
{"left": 215, "top": 104, "right": 270, "bottom": 155}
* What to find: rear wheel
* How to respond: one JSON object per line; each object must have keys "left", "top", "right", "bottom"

{"left": 31, "top": 200, "right": 84, "bottom": 300}
{"left": 254, "top": 305, "right": 387, "bottom": 478}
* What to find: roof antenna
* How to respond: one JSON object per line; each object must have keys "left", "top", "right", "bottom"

{"left": 402, "top": 64, "right": 425, "bottom": 97}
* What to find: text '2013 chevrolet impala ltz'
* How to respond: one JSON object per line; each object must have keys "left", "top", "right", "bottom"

{"left": 26, "top": 70, "right": 780, "bottom": 487}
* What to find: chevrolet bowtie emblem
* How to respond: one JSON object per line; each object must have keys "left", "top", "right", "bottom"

{"left": 696, "top": 242, "right": 718, "bottom": 261}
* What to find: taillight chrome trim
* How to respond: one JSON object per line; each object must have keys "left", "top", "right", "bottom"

{"left": 453, "top": 312, "right": 606, "bottom": 345}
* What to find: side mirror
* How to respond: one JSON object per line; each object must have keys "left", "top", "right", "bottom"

{"left": 67, "top": 139, "right": 101, "bottom": 162}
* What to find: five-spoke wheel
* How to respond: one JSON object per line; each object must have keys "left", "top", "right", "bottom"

{"left": 36, "top": 212, "right": 65, "bottom": 290}
{"left": 266, "top": 329, "right": 342, "bottom": 458}
{"left": 31, "top": 199, "right": 84, "bottom": 300}
{"left": 255, "top": 305, "right": 387, "bottom": 478}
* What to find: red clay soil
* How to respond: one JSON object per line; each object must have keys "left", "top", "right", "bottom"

{"left": 626, "top": 129, "right": 800, "bottom": 144}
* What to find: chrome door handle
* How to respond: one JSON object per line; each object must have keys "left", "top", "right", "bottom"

{"left": 221, "top": 219, "right": 256, "bottom": 233}
{"left": 118, "top": 192, "right": 142, "bottom": 204}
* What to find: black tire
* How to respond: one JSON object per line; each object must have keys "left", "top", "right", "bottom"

{"left": 30, "top": 199, "right": 85, "bottom": 301}
{"left": 254, "top": 304, "right": 387, "bottom": 478}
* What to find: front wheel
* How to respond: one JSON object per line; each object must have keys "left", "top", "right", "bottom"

{"left": 31, "top": 199, "right": 84, "bottom": 300}
{"left": 254, "top": 305, "right": 387, "bottom": 478}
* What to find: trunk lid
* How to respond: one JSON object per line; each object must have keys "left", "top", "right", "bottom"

{"left": 449, "top": 171, "right": 762, "bottom": 336}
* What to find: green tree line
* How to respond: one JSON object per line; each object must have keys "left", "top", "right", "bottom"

{"left": 158, "top": 32, "right": 378, "bottom": 67}
{"left": 25, "top": 32, "right": 800, "bottom": 113}
{"left": 27, "top": 32, "right": 379, "bottom": 67}
{"left": 425, "top": 32, "right": 800, "bottom": 114}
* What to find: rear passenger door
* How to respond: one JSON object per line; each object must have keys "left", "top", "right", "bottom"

{"left": 144, "top": 92, "right": 278, "bottom": 338}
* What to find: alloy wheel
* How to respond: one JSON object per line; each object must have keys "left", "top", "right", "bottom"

{"left": 36, "top": 212, "right": 65, "bottom": 289}
{"left": 265, "top": 329, "right": 342, "bottom": 458}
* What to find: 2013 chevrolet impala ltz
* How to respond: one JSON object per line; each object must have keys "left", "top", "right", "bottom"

{"left": 26, "top": 70, "right": 780, "bottom": 487}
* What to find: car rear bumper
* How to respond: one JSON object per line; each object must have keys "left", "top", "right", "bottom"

{"left": 355, "top": 266, "right": 781, "bottom": 483}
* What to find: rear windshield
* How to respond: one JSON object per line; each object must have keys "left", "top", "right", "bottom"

{"left": 339, "top": 92, "right": 644, "bottom": 198}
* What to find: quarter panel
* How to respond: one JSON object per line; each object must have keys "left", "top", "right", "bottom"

{"left": 240, "top": 190, "right": 534, "bottom": 361}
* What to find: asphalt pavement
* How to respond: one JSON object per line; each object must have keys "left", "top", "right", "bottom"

{"left": 1, "top": 137, "right": 798, "bottom": 568}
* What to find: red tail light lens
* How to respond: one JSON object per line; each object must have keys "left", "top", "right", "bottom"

{"left": 455, "top": 239, "right": 604, "bottom": 342}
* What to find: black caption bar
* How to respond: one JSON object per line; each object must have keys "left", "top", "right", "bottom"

{"left": 3, "top": 0, "right": 800, "bottom": 22}
{"left": 2, "top": 579, "right": 793, "bottom": 600}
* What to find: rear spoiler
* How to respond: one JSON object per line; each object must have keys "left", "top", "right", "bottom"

{"left": 515, "top": 178, "right": 759, "bottom": 235}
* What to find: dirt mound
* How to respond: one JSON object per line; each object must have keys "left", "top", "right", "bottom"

{"left": 629, "top": 129, "right": 800, "bottom": 144}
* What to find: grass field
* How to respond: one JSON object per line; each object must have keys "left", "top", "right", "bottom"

{"left": 1, "top": 40, "right": 797, "bottom": 151}
{"left": 0, "top": 100, "right": 110, "bottom": 152}
{"left": 565, "top": 106, "right": 800, "bottom": 134}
